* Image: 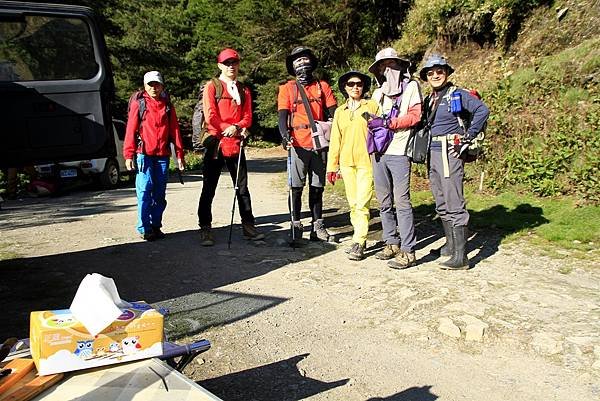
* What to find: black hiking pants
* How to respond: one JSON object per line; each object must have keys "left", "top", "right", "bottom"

{"left": 197, "top": 147, "right": 255, "bottom": 227}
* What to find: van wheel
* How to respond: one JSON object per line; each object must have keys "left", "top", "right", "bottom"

{"left": 99, "top": 159, "right": 120, "bottom": 189}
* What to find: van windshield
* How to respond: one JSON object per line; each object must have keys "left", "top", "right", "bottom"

{"left": 0, "top": 15, "right": 98, "bottom": 81}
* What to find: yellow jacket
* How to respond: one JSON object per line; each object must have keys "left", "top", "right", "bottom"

{"left": 327, "top": 98, "right": 379, "bottom": 172}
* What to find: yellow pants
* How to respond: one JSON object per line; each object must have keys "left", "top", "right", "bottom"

{"left": 340, "top": 165, "right": 373, "bottom": 246}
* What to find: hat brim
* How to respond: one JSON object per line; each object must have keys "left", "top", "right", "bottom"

{"left": 368, "top": 56, "right": 410, "bottom": 76}
{"left": 338, "top": 71, "right": 371, "bottom": 98}
{"left": 286, "top": 49, "right": 318, "bottom": 76}
{"left": 419, "top": 64, "right": 454, "bottom": 81}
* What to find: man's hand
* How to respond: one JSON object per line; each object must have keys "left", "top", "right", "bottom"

{"left": 281, "top": 135, "right": 293, "bottom": 150}
{"left": 177, "top": 158, "right": 185, "bottom": 171}
{"left": 125, "top": 159, "right": 135, "bottom": 171}
{"left": 326, "top": 171, "right": 338, "bottom": 185}
{"left": 449, "top": 135, "right": 470, "bottom": 158}
{"left": 367, "top": 117, "right": 387, "bottom": 130}
{"left": 222, "top": 125, "right": 238, "bottom": 137}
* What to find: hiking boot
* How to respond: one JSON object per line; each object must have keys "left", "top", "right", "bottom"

{"left": 375, "top": 244, "right": 401, "bottom": 260}
{"left": 152, "top": 227, "right": 166, "bottom": 240}
{"left": 310, "top": 219, "right": 330, "bottom": 241}
{"left": 289, "top": 221, "right": 304, "bottom": 242}
{"left": 140, "top": 231, "right": 157, "bottom": 241}
{"left": 347, "top": 243, "right": 365, "bottom": 261}
{"left": 387, "top": 251, "right": 416, "bottom": 270}
{"left": 242, "top": 222, "right": 265, "bottom": 241}
{"left": 199, "top": 226, "right": 215, "bottom": 246}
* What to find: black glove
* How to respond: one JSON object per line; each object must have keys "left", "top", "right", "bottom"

{"left": 281, "top": 135, "right": 292, "bottom": 150}
{"left": 450, "top": 136, "right": 471, "bottom": 157}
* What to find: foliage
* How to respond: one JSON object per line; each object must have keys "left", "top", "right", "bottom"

{"left": 482, "top": 38, "right": 600, "bottom": 203}
{"left": 393, "top": 0, "right": 550, "bottom": 55}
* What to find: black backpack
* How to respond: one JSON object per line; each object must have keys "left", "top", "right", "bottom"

{"left": 191, "top": 78, "right": 246, "bottom": 151}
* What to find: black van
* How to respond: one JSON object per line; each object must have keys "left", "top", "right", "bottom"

{"left": 0, "top": 1, "right": 114, "bottom": 168}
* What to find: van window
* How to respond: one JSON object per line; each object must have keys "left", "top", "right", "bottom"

{"left": 0, "top": 15, "right": 98, "bottom": 81}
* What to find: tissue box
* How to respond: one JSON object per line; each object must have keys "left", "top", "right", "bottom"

{"left": 30, "top": 301, "right": 164, "bottom": 375}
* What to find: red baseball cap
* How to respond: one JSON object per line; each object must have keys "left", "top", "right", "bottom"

{"left": 217, "top": 48, "right": 240, "bottom": 63}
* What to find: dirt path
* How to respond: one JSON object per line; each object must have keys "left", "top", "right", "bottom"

{"left": 1, "top": 147, "right": 599, "bottom": 400}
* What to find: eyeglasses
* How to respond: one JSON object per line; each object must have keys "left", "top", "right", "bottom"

{"left": 222, "top": 59, "right": 239, "bottom": 67}
{"left": 426, "top": 68, "right": 446, "bottom": 77}
{"left": 346, "top": 81, "right": 363, "bottom": 88}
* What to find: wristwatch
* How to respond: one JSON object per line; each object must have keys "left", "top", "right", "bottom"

{"left": 233, "top": 124, "right": 240, "bottom": 132}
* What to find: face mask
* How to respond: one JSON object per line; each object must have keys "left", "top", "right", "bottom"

{"left": 293, "top": 57, "right": 314, "bottom": 85}
{"left": 380, "top": 67, "right": 407, "bottom": 97}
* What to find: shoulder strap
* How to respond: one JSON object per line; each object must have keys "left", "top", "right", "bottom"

{"left": 211, "top": 78, "right": 223, "bottom": 101}
{"left": 137, "top": 96, "right": 146, "bottom": 123}
{"left": 296, "top": 81, "right": 318, "bottom": 132}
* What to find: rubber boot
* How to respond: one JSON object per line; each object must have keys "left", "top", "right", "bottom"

{"left": 440, "top": 226, "right": 469, "bottom": 270}
{"left": 431, "top": 220, "right": 453, "bottom": 257}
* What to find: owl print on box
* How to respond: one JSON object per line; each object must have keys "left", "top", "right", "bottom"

{"left": 74, "top": 339, "right": 94, "bottom": 359}
{"left": 121, "top": 336, "right": 141, "bottom": 355}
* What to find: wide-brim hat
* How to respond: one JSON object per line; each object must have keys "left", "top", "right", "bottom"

{"left": 418, "top": 54, "right": 454, "bottom": 81}
{"left": 338, "top": 70, "right": 371, "bottom": 98}
{"left": 285, "top": 47, "right": 318, "bottom": 76}
{"left": 368, "top": 47, "right": 411, "bottom": 76}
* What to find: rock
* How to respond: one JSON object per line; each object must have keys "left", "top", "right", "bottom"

{"left": 565, "top": 336, "right": 596, "bottom": 354}
{"left": 438, "top": 317, "right": 461, "bottom": 338}
{"left": 531, "top": 332, "right": 564, "bottom": 355}
{"left": 466, "top": 322, "right": 488, "bottom": 342}
{"left": 458, "top": 315, "right": 488, "bottom": 342}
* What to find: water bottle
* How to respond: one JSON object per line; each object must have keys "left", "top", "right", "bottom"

{"left": 450, "top": 91, "right": 462, "bottom": 114}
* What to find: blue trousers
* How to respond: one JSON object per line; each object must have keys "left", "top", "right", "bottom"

{"left": 135, "top": 154, "right": 169, "bottom": 234}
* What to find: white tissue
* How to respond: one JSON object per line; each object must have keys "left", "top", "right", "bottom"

{"left": 69, "top": 273, "right": 128, "bottom": 336}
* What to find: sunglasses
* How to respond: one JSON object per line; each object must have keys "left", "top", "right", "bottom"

{"left": 346, "top": 81, "right": 364, "bottom": 88}
{"left": 222, "top": 59, "right": 239, "bottom": 67}
{"left": 426, "top": 68, "right": 446, "bottom": 77}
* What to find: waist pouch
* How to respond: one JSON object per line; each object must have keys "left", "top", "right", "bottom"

{"left": 220, "top": 136, "right": 242, "bottom": 158}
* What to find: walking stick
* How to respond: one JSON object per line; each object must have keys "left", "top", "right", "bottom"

{"left": 287, "top": 145, "right": 296, "bottom": 245}
{"left": 227, "top": 131, "right": 245, "bottom": 250}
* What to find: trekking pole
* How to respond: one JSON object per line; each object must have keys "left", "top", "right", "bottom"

{"left": 287, "top": 145, "right": 296, "bottom": 246}
{"left": 227, "top": 130, "right": 245, "bottom": 250}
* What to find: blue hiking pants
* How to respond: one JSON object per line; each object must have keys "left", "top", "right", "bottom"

{"left": 135, "top": 154, "right": 169, "bottom": 234}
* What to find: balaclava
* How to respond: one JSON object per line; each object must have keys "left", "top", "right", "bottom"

{"left": 293, "top": 57, "right": 315, "bottom": 85}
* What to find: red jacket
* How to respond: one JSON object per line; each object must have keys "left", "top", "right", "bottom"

{"left": 123, "top": 91, "right": 184, "bottom": 160}
{"left": 203, "top": 79, "right": 252, "bottom": 138}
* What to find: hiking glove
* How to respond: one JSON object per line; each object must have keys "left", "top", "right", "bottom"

{"left": 282, "top": 134, "right": 292, "bottom": 150}
{"left": 367, "top": 117, "right": 387, "bottom": 130}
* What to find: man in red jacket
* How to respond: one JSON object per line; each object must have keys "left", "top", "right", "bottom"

{"left": 197, "top": 48, "right": 264, "bottom": 246}
{"left": 123, "top": 70, "right": 185, "bottom": 241}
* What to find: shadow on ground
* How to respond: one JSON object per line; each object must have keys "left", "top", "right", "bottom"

{"left": 324, "top": 201, "right": 548, "bottom": 268}
{"left": 366, "top": 385, "right": 438, "bottom": 401}
{"left": 199, "top": 353, "right": 348, "bottom": 401}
